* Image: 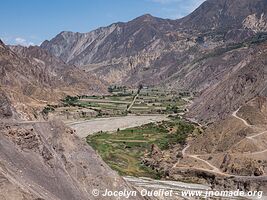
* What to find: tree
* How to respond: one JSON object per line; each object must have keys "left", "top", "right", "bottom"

{"left": 137, "top": 84, "right": 143, "bottom": 94}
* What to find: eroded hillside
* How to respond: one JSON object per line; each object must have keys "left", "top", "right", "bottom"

{"left": 0, "top": 40, "right": 107, "bottom": 120}
{"left": 41, "top": 0, "right": 267, "bottom": 122}
{"left": 0, "top": 120, "right": 145, "bottom": 200}
{"left": 143, "top": 97, "right": 267, "bottom": 192}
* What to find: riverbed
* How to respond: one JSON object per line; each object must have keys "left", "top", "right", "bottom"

{"left": 67, "top": 114, "right": 169, "bottom": 138}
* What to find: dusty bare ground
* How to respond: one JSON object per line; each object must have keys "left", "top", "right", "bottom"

{"left": 67, "top": 115, "right": 169, "bottom": 138}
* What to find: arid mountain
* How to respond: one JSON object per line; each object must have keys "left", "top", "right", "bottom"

{"left": 179, "top": 0, "right": 267, "bottom": 32}
{"left": 1, "top": 0, "right": 267, "bottom": 197}
{"left": 41, "top": 0, "right": 267, "bottom": 66}
{"left": 183, "top": 97, "right": 267, "bottom": 191}
{"left": 142, "top": 97, "right": 267, "bottom": 192}
{"left": 0, "top": 40, "right": 107, "bottom": 120}
{"left": 0, "top": 120, "right": 145, "bottom": 200}
{"left": 185, "top": 38, "right": 267, "bottom": 122}
{"left": 41, "top": 0, "right": 267, "bottom": 122}
{"left": 41, "top": 14, "right": 176, "bottom": 65}
{"left": 0, "top": 40, "right": 147, "bottom": 200}
{"left": 0, "top": 89, "right": 15, "bottom": 120}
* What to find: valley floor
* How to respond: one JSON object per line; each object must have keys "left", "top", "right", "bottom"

{"left": 67, "top": 114, "right": 169, "bottom": 138}
{"left": 49, "top": 89, "right": 267, "bottom": 199}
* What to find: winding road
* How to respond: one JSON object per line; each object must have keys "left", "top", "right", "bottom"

{"left": 173, "top": 144, "right": 225, "bottom": 176}
{"left": 232, "top": 107, "right": 251, "bottom": 127}
{"left": 173, "top": 108, "right": 267, "bottom": 177}
{"left": 232, "top": 108, "right": 267, "bottom": 141}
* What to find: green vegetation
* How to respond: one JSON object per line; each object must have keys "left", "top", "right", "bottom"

{"left": 87, "top": 117, "right": 195, "bottom": 178}
{"left": 62, "top": 95, "right": 79, "bottom": 106}
{"left": 42, "top": 86, "right": 191, "bottom": 119}
{"left": 41, "top": 86, "right": 195, "bottom": 178}
{"left": 41, "top": 105, "right": 55, "bottom": 115}
{"left": 166, "top": 120, "right": 194, "bottom": 146}
{"left": 108, "top": 85, "right": 127, "bottom": 93}
{"left": 61, "top": 95, "right": 99, "bottom": 108}
{"left": 166, "top": 105, "right": 182, "bottom": 114}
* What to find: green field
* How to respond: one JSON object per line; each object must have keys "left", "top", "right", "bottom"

{"left": 86, "top": 116, "right": 196, "bottom": 178}
{"left": 42, "top": 86, "right": 196, "bottom": 178}
{"left": 42, "top": 86, "right": 191, "bottom": 119}
{"left": 78, "top": 87, "right": 189, "bottom": 116}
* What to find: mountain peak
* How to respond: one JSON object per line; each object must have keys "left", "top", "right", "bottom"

{"left": 140, "top": 14, "right": 153, "bottom": 18}
{"left": 134, "top": 14, "right": 156, "bottom": 21}
{"left": 59, "top": 30, "right": 74, "bottom": 35}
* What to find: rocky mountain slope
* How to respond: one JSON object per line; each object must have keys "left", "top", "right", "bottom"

{"left": 41, "top": 15, "right": 176, "bottom": 65}
{"left": 142, "top": 97, "right": 267, "bottom": 192}
{"left": 41, "top": 0, "right": 267, "bottom": 68}
{"left": 0, "top": 40, "right": 148, "bottom": 200}
{"left": 185, "top": 38, "right": 267, "bottom": 122}
{"left": 0, "top": 89, "right": 16, "bottom": 120}
{"left": 41, "top": 0, "right": 267, "bottom": 122}
{"left": 0, "top": 40, "right": 107, "bottom": 120}
{"left": 0, "top": 120, "right": 144, "bottom": 200}
{"left": 179, "top": 0, "right": 267, "bottom": 32}
{"left": 188, "top": 97, "right": 267, "bottom": 174}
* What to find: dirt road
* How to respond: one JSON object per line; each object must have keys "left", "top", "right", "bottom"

{"left": 173, "top": 108, "right": 267, "bottom": 178}
{"left": 127, "top": 94, "right": 139, "bottom": 111}
{"left": 232, "top": 108, "right": 252, "bottom": 127}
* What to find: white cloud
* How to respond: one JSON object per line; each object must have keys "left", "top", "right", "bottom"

{"left": 15, "top": 37, "right": 26, "bottom": 44}
{"left": 14, "top": 37, "right": 34, "bottom": 46}
{"left": 28, "top": 42, "right": 35, "bottom": 46}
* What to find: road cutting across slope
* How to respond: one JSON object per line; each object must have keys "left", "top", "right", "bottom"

{"left": 173, "top": 108, "right": 267, "bottom": 178}
{"left": 232, "top": 107, "right": 252, "bottom": 127}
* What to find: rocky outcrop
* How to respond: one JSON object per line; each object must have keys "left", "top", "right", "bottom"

{"left": 243, "top": 13, "right": 267, "bottom": 32}
{"left": 142, "top": 144, "right": 182, "bottom": 176}
{"left": 0, "top": 90, "right": 13, "bottom": 119}
{"left": 220, "top": 154, "right": 265, "bottom": 176}
{"left": 142, "top": 144, "right": 164, "bottom": 172}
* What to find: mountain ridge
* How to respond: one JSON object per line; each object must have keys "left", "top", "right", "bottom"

{"left": 1, "top": 0, "right": 267, "bottom": 197}
{"left": 40, "top": 0, "right": 267, "bottom": 122}
{"left": 0, "top": 40, "right": 107, "bottom": 120}
{"left": 179, "top": 0, "right": 267, "bottom": 32}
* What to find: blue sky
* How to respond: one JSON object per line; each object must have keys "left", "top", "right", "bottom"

{"left": 0, "top": 0, "right": 205, "bottom": 46}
